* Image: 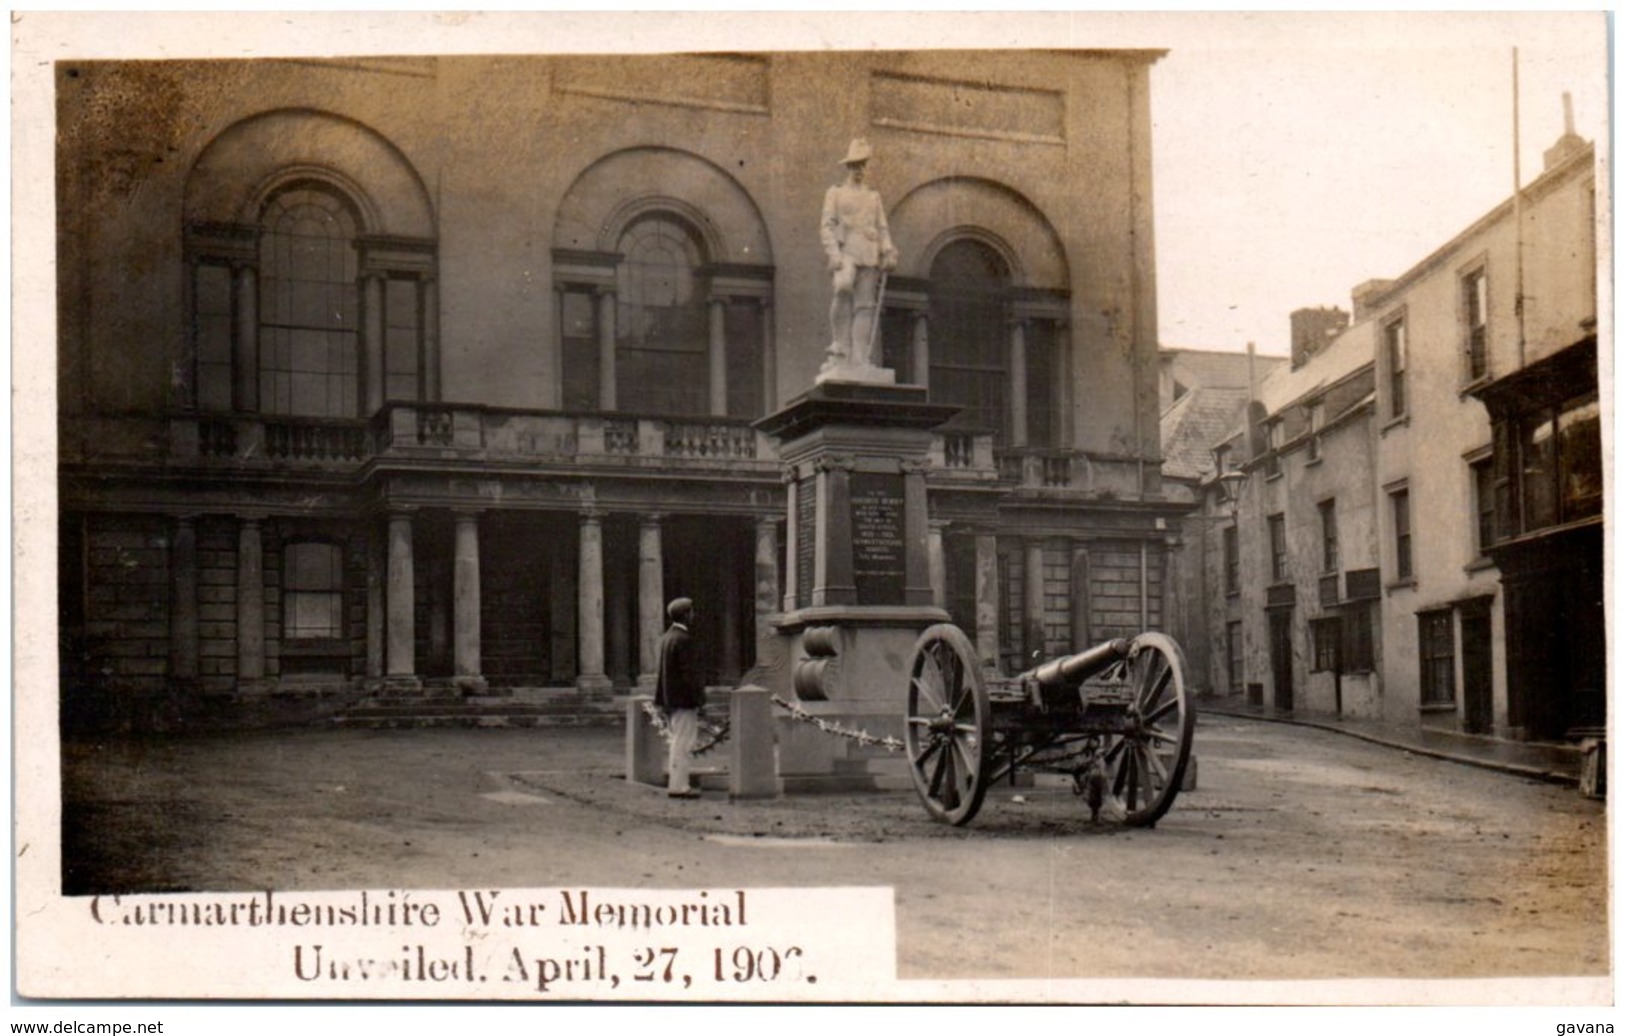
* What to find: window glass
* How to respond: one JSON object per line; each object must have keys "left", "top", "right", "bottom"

{"left": 1464, "top": 270, "right": 1488, "bottom": 380}
{"left": 1268, "top": 513, "right": 1287, "bottom": 582}
{"left": 560, "top": 288, "right": 600, "bottom": 411}
{"left": 283, "top": 541, "right": 346, "bottom": 640}
{"left": 1391, "top": 488, "right": 1413, "bottom": 580}
{"left": 1519, "top": 411, "right": 1559, "bottom": 531}
{"left": 1385, "top": 319, "right": 1407, "bottom": 416}
{"left": 383, "top": 276, "right": 422, "bottom": 403}
{"left": 1419, "top": 609, "right": 1455, "bottom": 705}
{"left": 929, "top": 239, "right": 1010, "bottom": 441}
{"left": 616, "top": 216, "right": 708, "bottom": 415}
{"left": 1557, "top": 395, "right": 1602, "bottom": 522}
{"left": 259, "top": 186, "right": 360, "bottom": 418}
{"left": 194, "top": 262, "right": 234, "bottom": 411}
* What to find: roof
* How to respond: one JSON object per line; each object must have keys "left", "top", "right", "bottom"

{"left": 1160, "top": 347, "right": 1286, "bottom": 394}
{"left": 1159, "top": 385, "right": 1252, "bottom": 481}
{"left": 1257, "top": 320, "right": 1374, "bottom": 415}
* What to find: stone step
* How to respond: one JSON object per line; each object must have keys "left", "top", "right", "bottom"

{"left": 325, "top": 691, "right": 628, "bottom": 729}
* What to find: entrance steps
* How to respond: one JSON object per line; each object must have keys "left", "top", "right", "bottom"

{"left": 328, "top": 685, "right": 626, "bottom": 729}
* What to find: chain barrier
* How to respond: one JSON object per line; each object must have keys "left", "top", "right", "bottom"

{"left": 771, "top": 695, "right": 905, "bottom": 752}
{"left": 640, "top": 700, "right": 732, "bottom": 757}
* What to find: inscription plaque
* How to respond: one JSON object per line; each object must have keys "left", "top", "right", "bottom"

{"left": 850, "top": 471, "right": 906, "bottom": 605}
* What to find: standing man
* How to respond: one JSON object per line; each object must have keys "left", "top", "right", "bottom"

{"left": 820, "top": 138, "right": 899, "bottom": 375}
{"left": 654, "top": 596, "right": 704, "bottom": 799}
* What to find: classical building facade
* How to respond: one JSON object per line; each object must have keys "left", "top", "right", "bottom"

{"left": 1181, "top": 124, "right": 1601, "bottom": 741}
{"left": 57, "top": 51, "right": 1186, "bottom": 730}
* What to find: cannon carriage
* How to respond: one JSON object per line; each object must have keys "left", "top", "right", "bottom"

{"left": 903, "top": 624, "right": 1196, "bottom": 827}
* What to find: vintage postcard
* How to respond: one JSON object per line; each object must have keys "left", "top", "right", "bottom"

{"left": 11, "top": 10, "right": 1614, "bottom": 1021}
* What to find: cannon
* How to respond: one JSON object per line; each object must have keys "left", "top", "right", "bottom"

{"left": 902, "top": 624, "right": 1196, "bottom": 827}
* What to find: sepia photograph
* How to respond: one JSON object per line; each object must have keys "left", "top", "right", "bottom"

{"left": 11, "top": 9, "right": 1613, "bottom": 1018}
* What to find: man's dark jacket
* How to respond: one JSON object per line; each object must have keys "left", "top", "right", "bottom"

{"left": 654, "top": 622, "right": 705, "bottom": 711}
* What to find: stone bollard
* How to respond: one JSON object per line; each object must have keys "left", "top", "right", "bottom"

{"left": 729, "top": 685, "right": 780, "bottom": 800}
{"left": 626, "top": 695, "right": 666, "bottom": 786}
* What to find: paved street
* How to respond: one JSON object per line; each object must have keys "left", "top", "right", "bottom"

{"left": 59, "top": 714, "right": 1607, "bottom": 984}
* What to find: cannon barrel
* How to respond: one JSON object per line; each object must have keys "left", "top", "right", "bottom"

{"left": 1025, "top": 637, "right": 1132, "bottom": 689}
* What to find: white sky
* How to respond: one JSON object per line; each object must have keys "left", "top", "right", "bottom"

{"left": 1147, "top": 12, "right": 1610, "bottom": 355}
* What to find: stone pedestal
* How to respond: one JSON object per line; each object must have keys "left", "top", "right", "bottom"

{"left": 753, "top": 381, "right": 959, "bottom": 782}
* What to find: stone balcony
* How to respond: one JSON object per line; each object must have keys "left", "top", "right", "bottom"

{"left": 66, "top": 404, "right": 1001, "bottom": 485}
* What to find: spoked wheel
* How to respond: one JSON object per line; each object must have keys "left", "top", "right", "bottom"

{"left": 904, "top": 624, "right": 991, "bottom": 826}
{"left": 1097, "top": 632, "right": 1196, "bottom": 828}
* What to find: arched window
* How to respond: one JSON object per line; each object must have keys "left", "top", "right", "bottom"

{"left": 616, "top": 215, "right": 708, "bottom": 415}
{"left": 929, "top": 239, "right": 1011, "bottom": 441}
{"left": 258, "top": 185, "right": 361, "bottom": 417}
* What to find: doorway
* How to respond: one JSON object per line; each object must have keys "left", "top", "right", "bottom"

{"left": 1268, "top": 608, "right": 1295, "bottom": 712}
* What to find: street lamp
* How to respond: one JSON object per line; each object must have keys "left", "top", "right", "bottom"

{"left": 1214, "top": 469, "right": 1247, "bottom": 520}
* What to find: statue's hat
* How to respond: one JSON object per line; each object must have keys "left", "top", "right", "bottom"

{"left": 840, "top": 138, "right": 872, "bottom": 165}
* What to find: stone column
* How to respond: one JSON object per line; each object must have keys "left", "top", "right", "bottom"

{"left": 385, "top": 510, "right": 418, "bottom": 686}
{"left": 974, "top": 531, "right": 1000, "bottom": 673}
{"left": 927, "top": 520, "right": 949, "bottom": 610}
{"left": 782, "top": 473, "right": 799, "bottom": 611}
{"left": 597, "top": 288, "right": 617, "bottom": 411}
{"left": 902, "top": 458, "right": 933, "bottom": 606}
{"left": 231, "top": 264, "right": 258, "bottom": 413}
{"left": 1009, "top": 318, "right": 1029, "bottom": 448}
{"left": 236, "top": 516, "right": 265, "bottom": 686}
{"left": 452, "top": 510, "right": 485, "bottom": 692}
{"left": 637, "top": 514, "right": 664, "bottom": 689}
{"left": 1024, "top": 538, "right": 1047, "bottom": 661}
{"left": 813, "top": 454, "right": 856, "bottom": 607}
{"left": 577, "top": 509, "right": 612, "bottom": 695}
{"left": 910, "top": 313, "right": 930, "bottom": 389}
{"left": 423, "top": 275, "right": 441, "bottom": 402}
{"left": 362, "top": 273, "right": 386, "bottom": 414}
{"left": 709, "top": 296, "right": 729, "bottom": 417}
{"left": 366, "top": 523, "right": 384, "bottom": 679}
{"left": 1071, "top": 545, "right": 1093, "bottom": 649}
{"left": 169, "top": 515, "right": 199, "bottom": 686}
{"left": 754, "top": 517, "right": 780, "bottom": 644}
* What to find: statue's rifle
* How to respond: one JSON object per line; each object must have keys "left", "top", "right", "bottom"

{"left": 865, "top": 269, "right": 889, "bottom": 367}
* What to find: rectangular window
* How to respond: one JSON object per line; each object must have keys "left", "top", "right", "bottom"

{"left": 1263, "top": 420, "right": 1282, "bottom": 478}
{"left": 1223, "top": 525, "right": 1240, "bottom": 595}
{"left": 1471, "top": 457, "right": 1496, "bottom": 554}
{"left": 1342, "top": 604, "right": 1376, "bottom": 672}
{"left": 1311, "top": 617, "right": 1341, "bottom": 672}
{"left": 1390, "top": 488, "right": 1413, "bottom": 581}
{"left": 1418, "top": 608, "right": 1456, "bottom": 706}
{"left": 383, "top": 276, "right": 423, "bottom": 404}
{"left": 1267, "top": 513, "right": 1287, "bottom": 583}
{"left": 1319, "top": 498, "right": 1339, "bottom": 573}
{"left": 724, "top": 298, "right": 764, "bottom": 419}
{"left": 1306, "top": 401, "right": 1324, "bottom": 462}
{"left": 1463, "top": 268, "right": 1488, "bottom": 381}
{"left": 283, "top": 541, "right": 346, "bottom": 640}
{"left": 1227, "top": 620, "right": 1244, "bottom": 693}
{"left": 560, "top": 288, "right": 600, "bottom": 411}
{"left": 1385, "top": 318, "right": 1407, "bottom": 418}
{"left": 193, "top": 262, "right": 234, "bottom": 412}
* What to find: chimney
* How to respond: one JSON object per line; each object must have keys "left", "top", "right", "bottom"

{"left": 1351, "top": 279, "right": 1396, "bottom": 322}
{"left": 1543, "top": 91, "right": 1588, "bottom": 171}
{"left": 1289, "top": 306, "right": 1351, "bottom": 369}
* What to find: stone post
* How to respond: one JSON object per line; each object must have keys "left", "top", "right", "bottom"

{"left": 236, "top": 515, "right": 265, "bottom": 686}
{"left": 927, "top": 520, "right": 948, "bottom": 611}
{"left": 754, "top": 517, "right": 780, "bottom": 644}
{"left": 452, "top": 510, "right": 486, "bottom": 693}
{"left": 577, "top": 509, "right": 612, "bottom": 695}
{"left": 625, "top": 695, "right": 666, "bottom": 786}
{"left": 729, "top": 686, "right": 780, "bottom": 800}
{"left": 637, "top": 514, "right": 664, "bottom": 689}
{"left": 1024, "top": 538, "right": 1047, "bottom": 661}
{"left": 974, "top": 530, "right": 1000, "bottom": 673}
{"left": 385, "top": 510, "right": 419, "bottom": 687}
